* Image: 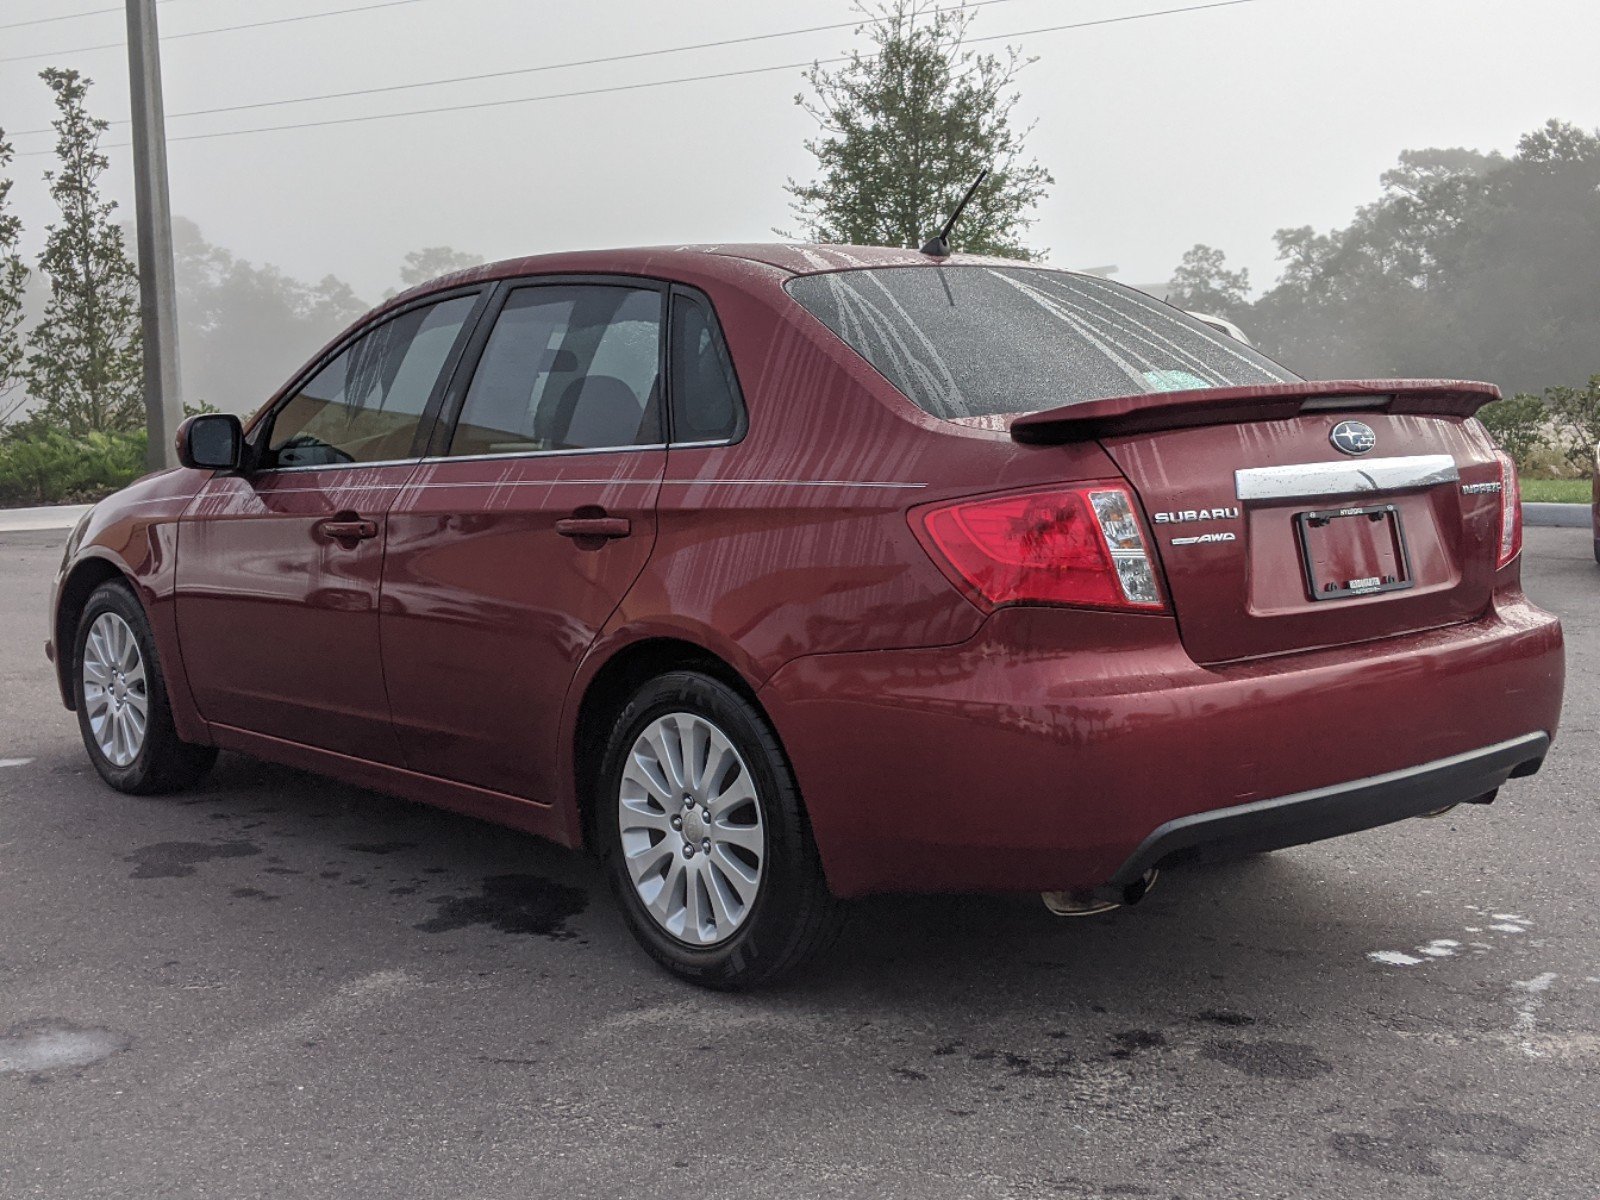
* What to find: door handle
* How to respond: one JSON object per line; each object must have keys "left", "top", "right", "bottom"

{"left": 555, "top": 516, "right": 631, "bottom": 540}
{"left": 314, "top": 517, "right": 379, "bottom": 543}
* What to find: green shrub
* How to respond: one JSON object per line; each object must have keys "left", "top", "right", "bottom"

{"left": 1543, "top": 375, "right": 1600, "bottom": 477}
{"left": 0, "top": 422, "right": 148, "bottom": 506}
{"left": 1477, "top": 393, "right": 1552, "bottom": 473}
{"left": 1477, "top": 377, "right": 1600, "bottom": 478}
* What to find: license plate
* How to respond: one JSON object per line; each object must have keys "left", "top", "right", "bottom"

{"left": 1296, "top": 503, "right": 1413, "bottom": 601}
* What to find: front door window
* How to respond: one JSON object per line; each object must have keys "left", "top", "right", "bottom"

{"left": 267, "top": 295, "right": 477, "bottom": 468}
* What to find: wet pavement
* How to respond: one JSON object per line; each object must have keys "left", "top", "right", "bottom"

{"left": 1, "top": 526, "right": 1595, "bottom": 1199}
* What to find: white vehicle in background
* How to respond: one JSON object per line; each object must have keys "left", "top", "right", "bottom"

{"left": 1186, "top": 310, "right": 1255, "bottom": 346}
{"left": 1084, "top": 270, "right": 1257, "bottom": 348}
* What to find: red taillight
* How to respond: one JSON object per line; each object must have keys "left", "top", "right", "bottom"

{"left": 912, "top": 484, "right": 1167, "bottom": 612}
{"left": 1493, "top": 449, "right": 1522, "bottom": 568}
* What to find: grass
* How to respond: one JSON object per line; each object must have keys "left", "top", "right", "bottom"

{"left": 1520, "top": 478, "right": 1591, "bottom": 504}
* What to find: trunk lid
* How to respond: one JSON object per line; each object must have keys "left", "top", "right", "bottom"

{"left": 1010, "top": 381, "right": 1508, "bottom": 665}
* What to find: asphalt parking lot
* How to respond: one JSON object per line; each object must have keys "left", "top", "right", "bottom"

{"left": 1, "top": 526, "right": 1595, "bottom": 1200}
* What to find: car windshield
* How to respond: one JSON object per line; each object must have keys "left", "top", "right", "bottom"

{"left": 786, "top": 265, "right": 1299, "bottom": 420}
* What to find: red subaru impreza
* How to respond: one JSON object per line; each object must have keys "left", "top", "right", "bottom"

{"left": 48, "top": 245, "right": 1564, "bottom": 987}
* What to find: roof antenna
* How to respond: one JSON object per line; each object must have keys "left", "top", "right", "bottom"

{"left": 920, "top": 169, "right": 989, "bottom": 259}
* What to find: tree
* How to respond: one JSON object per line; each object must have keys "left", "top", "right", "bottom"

{"left": 172, "top": 216, "right": 369, "bottom": 415}
{"left": 26, "top": 69, "right": 143, "bottom": 434}
{"left": 1227, "top": 120, "right": 1600, "bottom": 397}
{"left": 397, "top": 246, "right": 483, "bottom": 290}
{"left": 0, "top": 127, "right": 29, "bottom": 424}
{"left": 784, "top": 0, "right": 1052, "bottom": 258}
{"left": 1166, "top": 245, "right": 1250, "bottom": 318}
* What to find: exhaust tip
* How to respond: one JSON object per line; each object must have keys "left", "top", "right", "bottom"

{"left": 1042, "top": 869, "right": 1159, "bottom": 917}
{"left": 1041, "top": 891, "right": 1120, "bottom": 918}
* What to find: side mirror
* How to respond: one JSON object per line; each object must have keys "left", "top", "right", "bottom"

{"left": 175, "top": 413, "right": 244, "bottom": 471}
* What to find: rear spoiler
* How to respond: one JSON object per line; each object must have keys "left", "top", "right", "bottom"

{"left": 1008, "top": 380, "right": 1501, "bottom": 445}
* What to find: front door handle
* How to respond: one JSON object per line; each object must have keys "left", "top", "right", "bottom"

{"left": 315, "top": 516, "right": 379, "bottom": 544}
{"left": 555, "top": 516, "right": 631, "bottom": 540}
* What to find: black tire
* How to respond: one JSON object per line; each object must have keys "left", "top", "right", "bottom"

{"left": 598, "top": 671, "right": 843, "bottom": 989}
{"left": 73, "top": 579, "right": 217, "bottom": 795}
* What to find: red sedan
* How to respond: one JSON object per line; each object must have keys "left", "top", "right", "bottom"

{"left": 47, "top": 245, "right": 1564, "bottom": 987}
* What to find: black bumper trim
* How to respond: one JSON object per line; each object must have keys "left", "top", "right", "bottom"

{"left": 1106, "top": 732, "right": 1551, "bottom": 888}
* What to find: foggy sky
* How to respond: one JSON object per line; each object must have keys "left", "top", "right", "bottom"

{"left": 3, "top": 0, "right": 1598, "bottom": 302}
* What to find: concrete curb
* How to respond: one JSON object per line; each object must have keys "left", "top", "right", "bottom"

{"left": 1524, "top": 502, "right": 1590, "bottom": 529}
{"left": 0, "top": 504, "right": 92, "bottom": 534}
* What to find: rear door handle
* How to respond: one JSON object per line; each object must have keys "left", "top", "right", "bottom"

{"left": 555, "top": 516, "right": 631, "bottom": 540}
{"left": 315, "top": 517, "right": 379, "bottom": 543}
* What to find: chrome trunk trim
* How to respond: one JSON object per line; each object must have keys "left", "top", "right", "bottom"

{"left": 1235, "top": 455, "right": 1458, "bottom": 502}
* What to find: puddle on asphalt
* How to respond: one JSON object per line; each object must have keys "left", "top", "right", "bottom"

{"left": 414, "top": 874, "right": 588, "bottom": 939}
{"left": 1202, "top": 1038, "right": 1334, "bottom": 1080}
{"left": 343, "top": 841, "right": 419, "bottom": 856}
{"left": 123, "top": 841, "right": 261, "bottom": 879}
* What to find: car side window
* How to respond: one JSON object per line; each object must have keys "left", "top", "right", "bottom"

{"left": 669, "top": 290, "right": 745, "bottom": 444}
{"left": 265, "top": 295, "right": 477, "bottom": 468}
{"left": 448, "top": 285, "right": 663, "bottom": 457}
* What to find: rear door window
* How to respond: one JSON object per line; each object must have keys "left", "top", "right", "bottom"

{"left": 668, "top": 289, "right": 745, "bottom": 443}
{"left": 266, "top": 295, "right": 477, "bottom": 467}
{"left": 447, "top": 285, "right": 663, "bottom": 456}
{"left": 786, "top": 266, "right": 1297, "bottom": 420}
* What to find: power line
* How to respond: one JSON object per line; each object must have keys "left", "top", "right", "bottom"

{"left": 0, "top": 0, "right": 204, "bottom": 34}
{"left": 10, "top": 0, "right": 1030, "bottom": 134}
{"left": 0, "top": 0, "right": 436, "bottom": 63}
{"left": 0, "top": 5, "right": 127, "bottom": 32}
{"left": 0, "top": 5, "right": 123, "bottom": 32}
{"left": 11, "top": 0, "right": 1277, "bottom": 158}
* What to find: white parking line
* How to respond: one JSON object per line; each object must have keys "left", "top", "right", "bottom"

{"left": 1511, "top": 973, "right": 1559, "bottom": 1058}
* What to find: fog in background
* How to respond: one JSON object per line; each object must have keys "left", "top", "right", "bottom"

{"left": 3, "top": 0, "right": 1598, "bottom": 412}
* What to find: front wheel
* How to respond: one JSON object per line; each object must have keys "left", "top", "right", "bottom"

{"left": 74, "top": 580, "right": 217, "bottom": 794}
{"left": 599, "top": 671, "right": 842, "bottom": 989}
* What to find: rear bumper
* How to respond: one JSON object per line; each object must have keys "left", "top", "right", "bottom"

{"left": 1105, "top": 732, "right": 1547, "bottom": 889}
{"left": 760, "top": 589, "right": 1564, "bottom": 897}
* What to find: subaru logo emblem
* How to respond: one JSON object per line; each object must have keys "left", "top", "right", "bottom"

{"left": 1330, "top": 420, "right": 1377, "bottom": 456}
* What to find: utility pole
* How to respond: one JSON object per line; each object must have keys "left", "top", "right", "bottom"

{"left": 125, "top": 0, "right": 182, "bottom": 470}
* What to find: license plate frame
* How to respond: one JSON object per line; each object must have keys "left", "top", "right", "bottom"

{"left": 1296, "top": 502, "right": 1414, "bottom": 602}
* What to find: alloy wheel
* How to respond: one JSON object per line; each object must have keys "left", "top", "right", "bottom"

{"left": 82, "top": 611, "right": 148, "bottom": 768}
{"left": 617, "top": 712, "right": 766, "bottom": 946}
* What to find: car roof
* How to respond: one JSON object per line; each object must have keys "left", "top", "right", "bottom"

{"left": 384, "top": 243, "right": 1046, "bottom": 312}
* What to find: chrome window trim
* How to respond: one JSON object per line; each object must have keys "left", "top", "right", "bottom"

{"left": 423, "top": 443, "right": 669, "bottom": 465}
{"left": 250, "top": 457, "right": 423, "bottom": 475}
{"left": 1235, "top": 454, "right": 1459, "bottom": 502}
{"left": 227, "top": 438, "right": 740, "bottom": 476}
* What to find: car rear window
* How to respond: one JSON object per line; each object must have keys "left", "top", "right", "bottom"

{"left": 785, "top": 266, "right": 1298, "bottom": 420}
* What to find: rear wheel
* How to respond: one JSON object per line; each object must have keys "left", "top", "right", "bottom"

{"left": 598, "top": 671, "right": 842, "bottom": 989}
{"left": 74, "top": 580, "right": 217, "bottom": 794}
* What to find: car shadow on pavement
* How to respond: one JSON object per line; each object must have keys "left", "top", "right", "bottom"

{"left": 169, "top": 750, "right": 1438, "bottom": 1027}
